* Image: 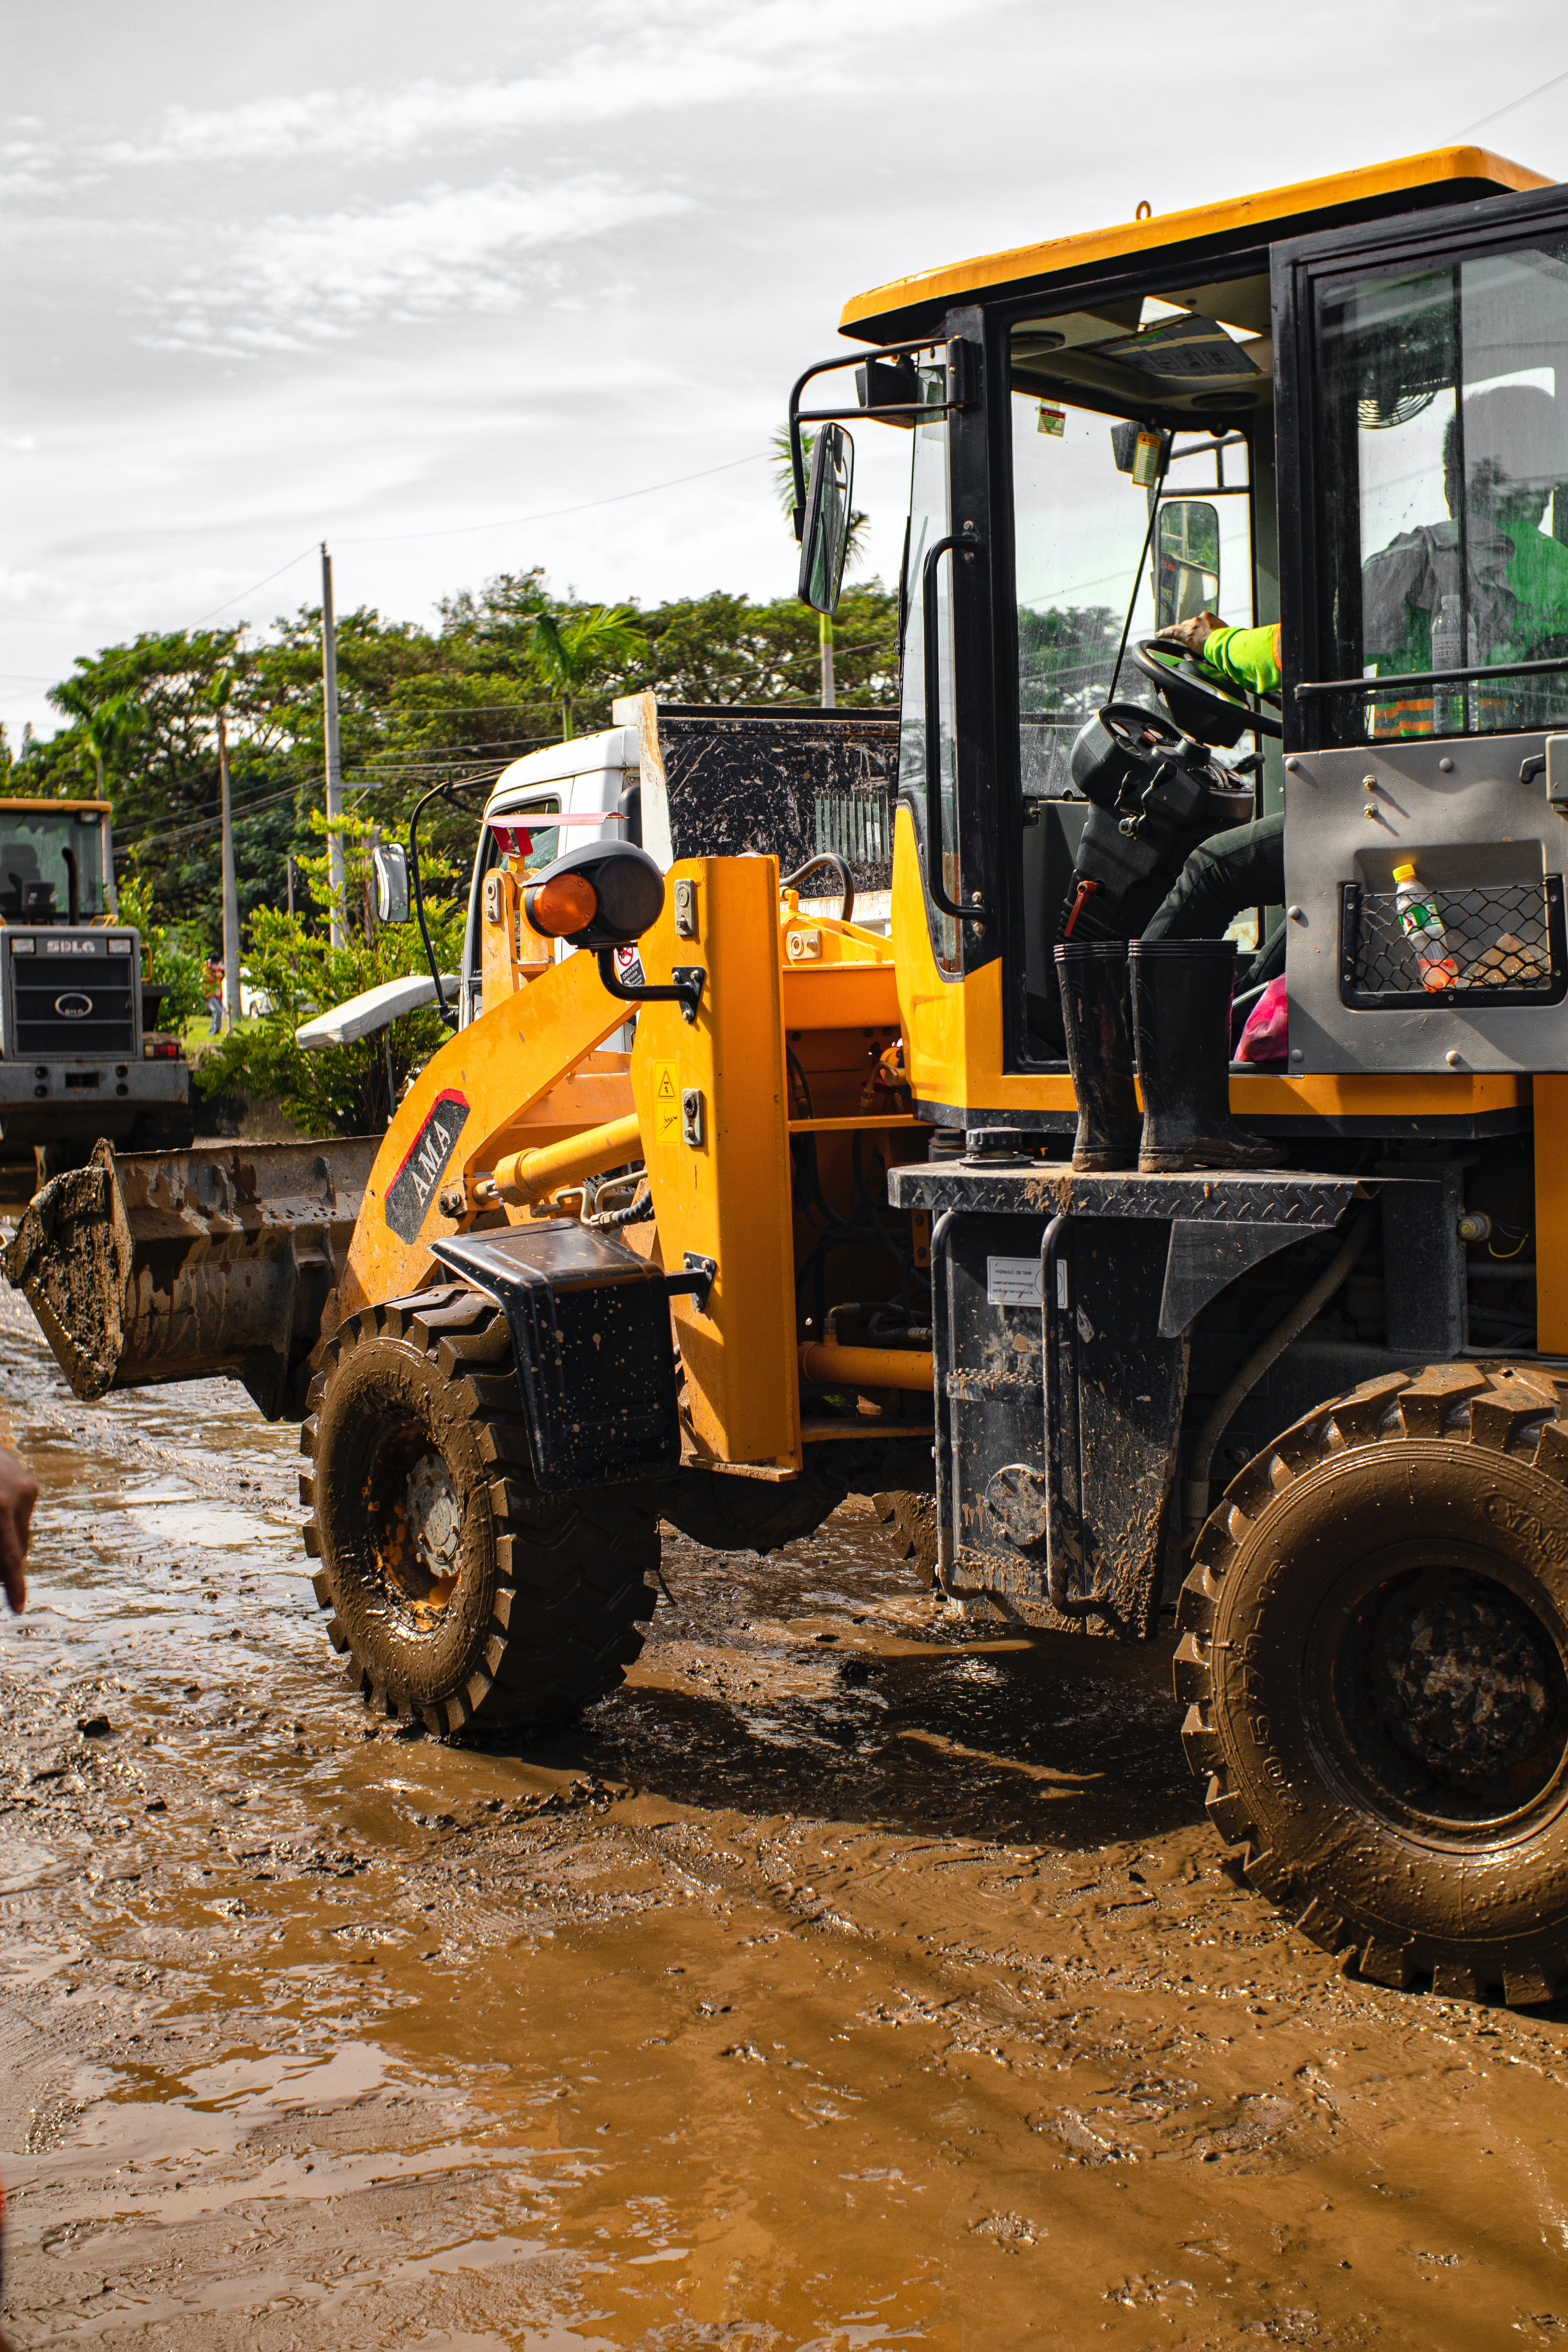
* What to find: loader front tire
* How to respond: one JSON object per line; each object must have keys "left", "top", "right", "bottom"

{"left": 1175, "top": 1362, "right": 1568, "bottom": 2005}
{"left": 300, "top": 1285, "right": 658, "bottom": 1736}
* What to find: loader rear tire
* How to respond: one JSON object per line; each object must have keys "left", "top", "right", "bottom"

{"left": 1175, "top": 1362, "right": 1568, "bottom": 2005}
{"left": 300, "top": 1285, "right": 658, "bottom": 1736}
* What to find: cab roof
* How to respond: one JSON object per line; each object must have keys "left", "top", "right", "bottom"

{"left": 838, "top": 147, "right": 1552, "bottom": 345}
{"left": 0, "top": 797, "right": 111, "bottom": 816}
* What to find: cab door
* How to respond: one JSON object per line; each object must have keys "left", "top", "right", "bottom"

{"left": 1274, "top": 182, "right": 1568, "bottom": 1075}
{"left": 894, "top": 309, "right": 1005, "bottom": 992}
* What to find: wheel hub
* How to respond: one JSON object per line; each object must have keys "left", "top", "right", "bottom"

{"left": 1366, "top": 1568, "right": 1566, "bottom": 1813}
{"left": 398, "top": 1450, "right": 461, "bottom": 1622}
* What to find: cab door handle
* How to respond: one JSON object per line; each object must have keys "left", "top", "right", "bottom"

{"left": 921, "top": 534, "right": 991, "bottom": 925}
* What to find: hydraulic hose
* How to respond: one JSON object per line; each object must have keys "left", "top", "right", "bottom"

{"left": 781, "top": 853, "right": 854, "bottom": 925}
{"left": 1181, "top": 1205, "right": 1377, "bottom": 1532}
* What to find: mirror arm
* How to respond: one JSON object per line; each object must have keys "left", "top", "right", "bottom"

{"left": 408, "top": 779, "right": 488, "bottom": 1032}
{"left": 922, "top": 534, "right": 991, "bottom": 927}
{"left": 787, "top": 336, "right": 973, "bottom": 539}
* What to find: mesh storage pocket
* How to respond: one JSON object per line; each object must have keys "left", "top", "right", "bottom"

{"left": 1339, "top": 877, "right": 1567, "bottom": 1010}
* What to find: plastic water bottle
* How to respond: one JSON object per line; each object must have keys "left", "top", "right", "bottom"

{"left": 1393, "top": 859, "right": 1458, "bottom": 991}
{"left": 1430, "top": 593, "right": 1465, "bottom": 735}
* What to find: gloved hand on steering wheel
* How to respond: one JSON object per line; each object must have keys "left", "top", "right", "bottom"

{"left": 1153, "top": 611, "right": 1281, "bottom": 696}
{"left": 1159, "top": 609, "right": 1226, "bottom": 661}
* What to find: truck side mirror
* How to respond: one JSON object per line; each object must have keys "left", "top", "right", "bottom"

{"left": 798, "top": 423, "right": 855, "bottom": 617}
{"left": 1154, "top": 499, "right": 1220, "bottom": 630}
{"left": 373, "top": 842, "right": 410, "bottom": 925}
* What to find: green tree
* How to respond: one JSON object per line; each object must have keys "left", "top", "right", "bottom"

{"left": 524, "top": 604, "right": 647, "bottom": 739}
{"left": 195, "top": 812, "right": 466, "bottom": 1136}
{"left": 14, "top": 573, "right": 901, "bottom": 1005}
{"left": 43, "top": 677, "right": 143, "bottom": 800}
{"left": 114, "top": 868, "right": 209, "bottom": 1031}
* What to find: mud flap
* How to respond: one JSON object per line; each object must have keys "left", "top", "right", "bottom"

{"left": 431, "top": 1223, "right": 682, "bottom": 1491}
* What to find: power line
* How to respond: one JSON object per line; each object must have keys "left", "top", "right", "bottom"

{"left": 1461, "top": 64, "right": 1568, "bottom": 134}
{"left": 117, "top": 755, "right": 518, "bottom": 855}
{"left": 180, "top": 546, "right": 320, "bottom": 635}
{"left": 338, "top": 453, "right": 769, "bottom": 546}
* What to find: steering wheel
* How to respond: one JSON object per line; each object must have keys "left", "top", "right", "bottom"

{"left": 1132, "top": 636, "right": 1283, "bottom": 745}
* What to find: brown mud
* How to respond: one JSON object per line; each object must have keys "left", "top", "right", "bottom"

{"left": 1, "top": 1288, "right": 1567, "bottom": 2347}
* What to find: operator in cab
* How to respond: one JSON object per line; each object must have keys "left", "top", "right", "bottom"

{"left": 1139, "top": 612, "right": 1285, "bottom": 953}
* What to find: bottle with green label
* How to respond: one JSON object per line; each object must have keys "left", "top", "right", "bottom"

{"left": 1392, "top": 859, "right": 1457, "bottom": 991}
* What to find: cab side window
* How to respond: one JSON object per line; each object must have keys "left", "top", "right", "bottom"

{"left": 1315, "top": 238, "right": 1568, "bottom": 740}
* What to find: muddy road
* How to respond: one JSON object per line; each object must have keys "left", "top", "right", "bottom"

{"left": 0, "top": 1289, "right": 1566, "bottom": 2348}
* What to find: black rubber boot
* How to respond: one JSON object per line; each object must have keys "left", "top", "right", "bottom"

{"left": 1054, "top": 940, "right": 1141, "bottom": 1173}
{"left": 1129, "top": 937, "right": 1285, "bottom": 1174}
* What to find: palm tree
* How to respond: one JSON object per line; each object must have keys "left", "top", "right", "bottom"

{"left": 526, "top": 605, "right": 647, "bottom": 740}
{"left": 771, "top": 426, "right": 870, "bottom": 708}
{"left": 45, "top": 677, "right": 140, "bottom": 797}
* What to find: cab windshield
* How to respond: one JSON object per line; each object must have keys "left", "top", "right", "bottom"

{"left": 0, "top": 808, "right": 107, "bottom": 924}
{"left": 1009, "top": 292, "right": 1272, "bottom": 797}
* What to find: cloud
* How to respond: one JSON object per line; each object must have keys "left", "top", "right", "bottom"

{"left": 144, "top": 173, "right": 692, "bottom": 358}
{"left": 94, "top": 0, "right": 927, "bottom": 170}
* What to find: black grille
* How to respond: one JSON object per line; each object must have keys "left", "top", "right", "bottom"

{"left": 13, "top": 952, "right": 137, "bottom": 1055}
{"left": 1339, "top": 877, "right": 1568, "bottom": 1010}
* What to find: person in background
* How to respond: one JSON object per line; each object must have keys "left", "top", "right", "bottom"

{"left": 1362, "top": 384, "right": 1568, "bottom": 702}
{"left": 0, "top": 1441, "right": 38, "bottom": 2352}
{"left": 204, "top": 960, "right": 225, "bottom": 1038}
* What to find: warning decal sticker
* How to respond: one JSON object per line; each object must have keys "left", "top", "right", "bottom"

{"left": 384, "top": 1088, "right": 471, "bottom": 1243}
{"left": 652, "top": 1060, "right": 681, "bottom": 1145}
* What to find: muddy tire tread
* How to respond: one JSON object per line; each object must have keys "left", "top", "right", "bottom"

{"left": 1176, "top": 1359, "right": 1568, "bottom": 2006}
{"left": 301, "top": 1287, "right": 657, "bottom": 1735}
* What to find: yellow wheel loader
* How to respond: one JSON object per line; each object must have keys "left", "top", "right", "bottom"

{"left": 17, "top": 144, "right": 1568, "bottom": 2005}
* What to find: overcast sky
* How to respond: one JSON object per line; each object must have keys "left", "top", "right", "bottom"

{"left": 3, "top": 0, "right": 1566, "bottom": 747}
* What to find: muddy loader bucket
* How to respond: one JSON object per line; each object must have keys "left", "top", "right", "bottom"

{"left": 5, "top": 1136, "right": 375, "bottom": 1419}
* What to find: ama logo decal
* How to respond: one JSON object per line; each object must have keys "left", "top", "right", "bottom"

{"left": 384, "top": 1089, "right": 470, "bottom": 1243}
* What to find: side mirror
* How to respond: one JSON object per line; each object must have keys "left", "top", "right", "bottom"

{"left": 522, "top": 839, "right": 665, "bottom": 949}
{"left": 1154, "top": 499, "right": 1220, "bottom": 631}
{"left": 372, "top": 842, "right": 410, "bottom": 924}
{"left": 797, "top": 423, "right": 855, "bottom": 616}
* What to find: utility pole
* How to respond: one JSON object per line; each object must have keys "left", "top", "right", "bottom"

{"left": 218, "top": 706, "right": 241, "bottom": 1031}
{"left": 321, "top": 541, "right": 345, "bottom": 947}
{"left": 285, "top": 855, "right": 294, "bottom": 919}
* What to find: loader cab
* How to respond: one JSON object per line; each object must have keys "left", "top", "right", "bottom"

{"left": 0, "top": 800, "right": 114, "bottom": 928}
{"left": 797, "top": 147, "right": 1562, "bottom": 1126}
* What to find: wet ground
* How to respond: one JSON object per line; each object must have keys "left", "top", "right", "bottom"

{"left": 1, "top": 1289, "right": 1568, "bottom": 2347}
